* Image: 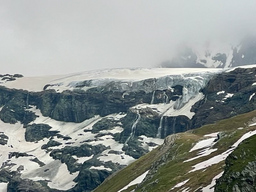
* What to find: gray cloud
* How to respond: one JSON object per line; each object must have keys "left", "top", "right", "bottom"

{"left": 0, "top": 0, "right": 256, "bottom": 76}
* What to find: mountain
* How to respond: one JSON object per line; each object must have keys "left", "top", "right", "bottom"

{"left": 95, "top": 110, "right": 256, "bottom": 192}
{"left": 0, "top": 66, "right": 256, "bottom": 191}
{"left": 160, "top": 36, "right": 256, "bottom": 69}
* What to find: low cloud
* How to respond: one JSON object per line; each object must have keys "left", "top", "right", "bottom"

{"left": 0, "top": 0, "right": 255, "bottom": 76}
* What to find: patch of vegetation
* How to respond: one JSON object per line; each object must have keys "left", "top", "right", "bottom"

{"left": 215, "top": 135, "right": 256, "bottom": 191}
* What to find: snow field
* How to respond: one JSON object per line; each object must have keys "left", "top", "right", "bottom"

{"left": 0, "top": 117, "right": 78, "bottom": 190}
{"left": 2, "top": 68, "right": 222, "bottom": 92}
{"left": 0, "top": 183, "right": 7, "bottom": 192}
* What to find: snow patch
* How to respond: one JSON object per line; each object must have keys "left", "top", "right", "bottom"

{"left": 73, "top": 155, "right": 93, "bottom": 164}
{"left": 224, "top": 93, "right": 234, "bottom": 99}
{"left": 48, "top": 163, "right": 78, "bottom": 190}
{"left": 90, "top": 166, "right": 112, "bottom": 172}
{"left": 189, "top": 132, "right": 219, "bottom": 152}
{"left": 118, "top": 170, "right": 149, "bottom": 192}
{"left": 202, "top": 171, "right": 224, "bottom": 192}
{"left": 217, "top": 91, "right": 225, "bottom": 95}
{"left": 185, "top": 132, "right": 219, "bottom": 162}
{"left": 189, "top": 138, "right": 216, "bottom": 152}
{"left": 171, "top": 179, "right": 190, "bottom": 190}
{"left": 0, "top": 183, "right": 7, "bottom": 192}
{"left": 249, "top": 93, "right": 255, "bottom": 101}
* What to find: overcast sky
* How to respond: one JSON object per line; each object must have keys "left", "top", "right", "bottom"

{"left": 0, "top": 0, "right": 256, "bottom": 76}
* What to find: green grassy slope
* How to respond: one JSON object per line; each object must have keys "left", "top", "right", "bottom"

{"left": 94, "top": 110, "right": 256, "bottom": 192}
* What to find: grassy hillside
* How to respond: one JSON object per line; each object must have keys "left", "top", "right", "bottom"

{"left": 215, "top": 134, "right": 256, "bottom": 191}
{"left": 94, "top": 110, "right": 256, "bottom": 192}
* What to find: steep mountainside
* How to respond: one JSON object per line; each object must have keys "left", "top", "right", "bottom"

{"left": 0, "top": 66, "right": 256, "bottom": 191}
{"left": 95, "top": 110, "right": 256, "bottom": 192}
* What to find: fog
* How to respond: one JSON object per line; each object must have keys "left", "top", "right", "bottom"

{"left": 0, "top": 0, "right": 256, "bottom": 76}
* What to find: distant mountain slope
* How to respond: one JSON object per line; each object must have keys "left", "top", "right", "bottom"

{"left": 160, "top": 36, "right": 256, "bottom": 69}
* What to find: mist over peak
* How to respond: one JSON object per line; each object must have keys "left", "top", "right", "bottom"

{"left": 0, "top": 1, "right": 256, "bottom": 76}
{"left": 160, "top": 35, "right": 256, "bottom": 69}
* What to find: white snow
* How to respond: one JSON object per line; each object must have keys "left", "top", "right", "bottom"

{"left": 72, "top": 155, "right": 93, "bottom": 164}
{"left": 48, "top": 163, "right": 78, "bottom": 190}
{"left": 1, "top": 68, "right": 222, "bottom": 92}
{"left": 134, "top": 93, "right": 204, "bottom": 120}
{"left": 98, "top": 152, "right": 135, "bottom": 166}
{"left": 185, "top": 132, "right": 218, "bottom": 162}
{"left": 217, "top": 91, "right": 225, "bottom": 95}
{"left": 165, "top": 93, "right": 204, "bottom": 119}
{"left": 249, "top": 93, "right": 255, "bottom": 101}
{"left": 226, "top": 64, "right": 256, "bottom": 72}
{"left": 0, "top": 183, "right": 7, "bottom": 192}
{"left": 3, "top": 75, "right": 66, "bottom": 92}
{"left": 232, "top": 130, "right": 256, "bottom": 148}
{"left": 184, "top": 148, "right": 218, "bottom": 163}
{"left": 249, "top": 122, "right": 256, "bottom": 127}
{"left": 204, "top": 132, "right": 219, "bottom": 138}
{"left": 90, "top": 166, "right": 112, "bottom": 172}
{"left": 171, "top": 179, "right": 190, "bottom": 190}
{"left": 202, "top": 171, "right": 224, "bottom": 192}
{"left": 189, "top": 138, "right": 216, "bottom": 152}
{"left": 190, "top": 130, "right": 256, "bottom": 172}
{"left": 138, "top": 135, "right": 164, "bottom": 151}
{"left": 189, "top": 132, "right": 219, "bottom": 152}
{"left": 118, "top": 170, "right": 149, "bottom": 192}
{"left": 224, "top": 93, "right": 234, "bottom": 99}
{"left": 0, "top": 105, "right": 145, "bottom": 191}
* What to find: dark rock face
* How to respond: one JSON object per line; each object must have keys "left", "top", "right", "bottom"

{"left": 72, "top": 159, "right": 123, "bottom": 192}
{"left": 0, "top": 133, "right": 8, "bottom": 145}
{"left": 160, "top": 36, "right": 256, "bottom": 68}
{"left": 231, "top": 36, "right": 256, "bottom": 67}
{"left": 191, "top": 67, "right": 256, "bottom": 129}
{"left": 0, "top": 87, "right": 36, "bottom": 125}
{"left": 7, "top": 178, "right": 53, "bottom": 192}
{"left": 50, "top": 144, "right": 109, "bottom": 173}
{"left": 25, "top": 124, "right": 59, "bottom": 142}
{"left": 91, "top": 118, "right": 120, "bottom": 134}
{"left": 215, "top": 135, "right": 256, "bottom": 192}
{"left": 160, "top": 47, "right": 206, "bottom": 68}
